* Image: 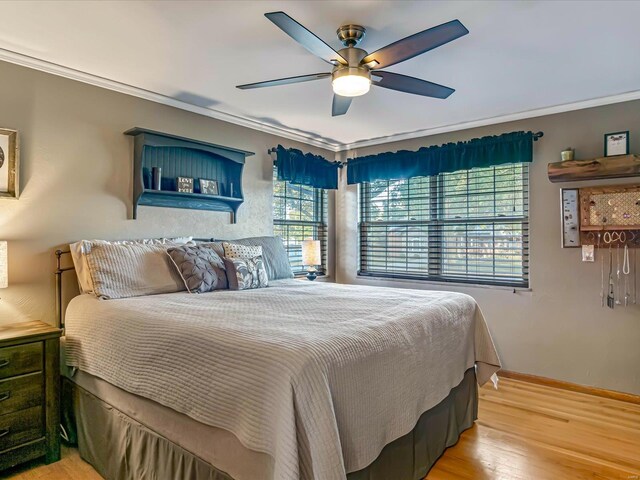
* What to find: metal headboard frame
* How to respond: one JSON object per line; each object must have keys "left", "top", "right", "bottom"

{"left": 54, "top": 238, "right": 217, "bottom": 331}
{"left": 55, "top": 249, "right": 73, "bottom": 331}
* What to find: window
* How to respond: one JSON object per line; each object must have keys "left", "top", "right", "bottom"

{"left": 358, "top": 164, "right": 529, "bottom": 287}
{"left": 273, "top": 166, "right": 328, "bottom": 275}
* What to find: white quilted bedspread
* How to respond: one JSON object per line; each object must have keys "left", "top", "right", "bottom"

{"left": 64, "top": 280, "right": 500, "bottom": 480}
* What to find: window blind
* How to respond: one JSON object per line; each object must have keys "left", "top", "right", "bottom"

{"left": 273, "top": 166, "right": 328, "bottom": 275}
{"left": 359, "top": 164, "right": 529, "bottom": 287}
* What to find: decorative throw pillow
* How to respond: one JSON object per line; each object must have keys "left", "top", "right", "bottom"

{"left": 82, "top": 242, "right": 186, "bottom": 299}
{"left": 224, "top": 236, "right": 294, "bottom": 280}
{"left": 222, "top": 242, "right": 262, "bottom": 259}
{"left": 224, "top": 256, "right": 269, "bottom": 290}
{"left": 167, "top": 244, "right": 228, "bottom": 293}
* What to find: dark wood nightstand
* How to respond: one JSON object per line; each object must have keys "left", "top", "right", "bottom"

{"left": 0, "top": 321, "right": 62, "bottom": 471}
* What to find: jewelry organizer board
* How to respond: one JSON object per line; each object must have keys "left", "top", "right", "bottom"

{"left": 577, "top": 184, "right": 640, "bottom": 248}
{"left": 561, "top": 184, "right": 640, "bottom": 308}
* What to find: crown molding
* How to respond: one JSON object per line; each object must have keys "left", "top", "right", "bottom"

{"left": 338, "top": 89, "right": 640, "bottom": 153}
{"left": 0, "top": 48, "right": 341, "bottom": 152}
{"left": 1, "top": 47, "right": 639, "bottom": 155}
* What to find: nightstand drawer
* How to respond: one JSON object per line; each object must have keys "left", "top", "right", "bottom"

{"left": 0, "top": 343, "right": 42, "bottom": 380}
{"left": 0, "top": 372, "right": 43, "bottom": 415}
{"left": 0, "top": 406, "right": 43, "bottom": 451}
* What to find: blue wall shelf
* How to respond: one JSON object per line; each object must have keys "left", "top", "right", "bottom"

{"left": 124, "top": 128, "right": 254, "bottom": 223}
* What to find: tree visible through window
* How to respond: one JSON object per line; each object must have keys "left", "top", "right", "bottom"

{"left": 273, "top": 166, "right": 327, "bottom": 275}
{"left": 359, "top": 164, "right": 529, "bottom": 287}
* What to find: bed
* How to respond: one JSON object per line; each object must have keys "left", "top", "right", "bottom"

{"left": 56, "top": 242, "right": 500, "bottom": 480}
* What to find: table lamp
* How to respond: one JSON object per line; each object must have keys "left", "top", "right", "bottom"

{"left": 0, "top": 241, "right": 7, "bottom": 291}
{"left": 301, "top": 239, "right": 321, "bottom": 281}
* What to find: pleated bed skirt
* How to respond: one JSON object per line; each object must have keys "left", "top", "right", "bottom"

{"left": 61, "top": 367, "right": 478, "bottom": 480}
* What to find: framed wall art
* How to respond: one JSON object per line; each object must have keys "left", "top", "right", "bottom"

{"left": 199, "top": 178, "right": 219, "bottom": 196}
{"left": 177, "top": 176, "right": 194, "bottom": 193}
{"left": 0, "top": 128, "right": 19, "bottom": 199}
{"left": 604, "top": 131, "right": 629, "bottom": 157}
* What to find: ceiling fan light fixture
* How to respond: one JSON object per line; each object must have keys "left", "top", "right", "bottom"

{"left": 331, "top": 67, "right": 371, "bottom": 97}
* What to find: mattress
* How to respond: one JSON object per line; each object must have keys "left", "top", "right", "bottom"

{"left": 64, "top": 280, "right": 500, "bottom": 480}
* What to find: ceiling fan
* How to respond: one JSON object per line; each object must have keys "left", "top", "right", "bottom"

{"left": 237, "top": 12, "right": 469, "bottom": 116}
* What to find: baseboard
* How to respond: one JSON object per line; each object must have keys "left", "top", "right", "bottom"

{"left": 498, "top": 370, "right": 640, "bottom": 405}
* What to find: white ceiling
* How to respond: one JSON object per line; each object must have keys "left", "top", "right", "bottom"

{"left": 2, "top": 0, "right": 640, "bottom": 151}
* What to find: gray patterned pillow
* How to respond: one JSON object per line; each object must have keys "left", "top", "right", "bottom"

{"left": 224, "top": 256, "right": 269, "bottom": 290}
{"left": 227, "top": 236, "right": 294, "bottom": 280}
{"left": 167, "top": 244, "right": 228, "bottom": 293}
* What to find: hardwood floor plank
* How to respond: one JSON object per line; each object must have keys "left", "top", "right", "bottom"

{"left": 4, "top": 378, "right": 639, "bottom": 480}
{"left": 477, "top": 403, "right": 640, "bottom": 469}
{"left": 426, "top": 378, "right": 640, "bottom": 479}
{"left": 498, "top": 370, "right": 640, "bottom": 405}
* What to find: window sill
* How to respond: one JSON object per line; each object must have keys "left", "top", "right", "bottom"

{"left": 355, "top": 274, "right": 532, "bottom": 292}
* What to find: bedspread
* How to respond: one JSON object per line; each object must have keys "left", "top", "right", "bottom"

{"left": 65, "top": 280, "right": 500, "bottom": 480}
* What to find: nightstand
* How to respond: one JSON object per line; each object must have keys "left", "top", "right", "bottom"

{"left": 0, "top": 321, "right": 62, "bottom": 471}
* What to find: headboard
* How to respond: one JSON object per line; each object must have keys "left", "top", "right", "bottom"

{"left": 54, "top": 249, "right": 74, "bottom": 330}
{"left": 54, "top": 238, "right": 217, "bottom": 331}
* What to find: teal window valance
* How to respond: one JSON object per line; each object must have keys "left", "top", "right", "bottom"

{"left": 346, "top": 131, "right": 534, "bottom": 185}
{"left": 275, "top": 145, "right": 339, "bottom": 190}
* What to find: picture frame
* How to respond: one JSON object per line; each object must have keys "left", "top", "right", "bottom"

{"left": 560, "top": 188, "right": 580, "bottom": 248}
{"left": 604, "top": 131, "right": 629, "bottom": 157}
{"left": 176, "top": 176, "right": 194, "bottom": 193}
{"left": 199, "top": 178, "right": 219, "bottom": 196}
{"left": 581, "top": 244, "right": 594, "bottom": 262}
{"left": 0, "top": 128, "right": 19, "bottom": 199}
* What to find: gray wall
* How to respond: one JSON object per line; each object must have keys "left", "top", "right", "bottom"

{"left": 336, "top": 100, "right": 640, "bottom": 395}
{"left": 1, "top": 58, "right": 638, "bottom": 395}
{"left": 0, "top": 60, "right": 333, "bottom": 326}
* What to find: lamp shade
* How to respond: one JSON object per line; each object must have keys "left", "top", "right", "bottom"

{"left": 0, "top": 241, "right": 7, "bottom": 289}
{"left": 301, "top": 239, "right": 321, "bottom": 267}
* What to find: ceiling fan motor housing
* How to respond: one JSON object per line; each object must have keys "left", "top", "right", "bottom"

{"left": 332, "top": 47, "right": 371, "bottom": 82}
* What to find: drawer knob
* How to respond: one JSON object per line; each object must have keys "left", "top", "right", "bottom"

{"left": 0, "top": 427, "right": 10, "bottom": 438}
{"left": 0, "top": 391, "right": 9, "bottom": 402}
{"left": 0, "top": 359, "right": 9, "bottom": 368}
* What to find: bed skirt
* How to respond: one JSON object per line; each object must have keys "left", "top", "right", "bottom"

{"left": 61, "top": 368, "right": 478, "bottom": 480}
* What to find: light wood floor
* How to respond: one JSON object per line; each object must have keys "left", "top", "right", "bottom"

{"left": 4, "top": 377, "right": 640, "bottom": 480}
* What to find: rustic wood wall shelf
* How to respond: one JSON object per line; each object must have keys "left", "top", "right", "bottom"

{"left": 548, "top": 154, "right": 640, "bottom": 183}
{"left": 125, "top": 128, "right": 254, "bottom": 223}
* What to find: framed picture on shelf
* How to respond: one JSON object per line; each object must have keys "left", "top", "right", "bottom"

{"left": 0, "top": 128, "right": 19, "bottom": 199}
{"left": 177, "top": 177, "right": 194, "bottom": 193}
{"left": 604, "top": 131, "right": 629, "bottom": 157}
{"left": 199, "top": 179, "right": 219, "bottom": 196}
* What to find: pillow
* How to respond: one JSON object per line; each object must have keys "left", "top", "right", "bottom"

{"left": 70, "top": 237, "right": 192, "bottom": 294}
{"left": 224, "top": 256, "right": 269, "bottom": 290}
{"left": 222, "top": 242, "right": 262, "bottom": 259}
{"left": 205, "top": 241, "right": 225, "bottom": 259}
{"left": 83, "top": 242, "right": 186, "bottom": 299}
{"left": 219, "top": 236, "right": 294, "bottom": 280}
{"left": 167, "top": 244, "right": 228, "bottom": 293}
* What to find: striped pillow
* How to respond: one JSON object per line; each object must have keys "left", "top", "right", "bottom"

{"left": 70, "top": 237, "right": 192, "bottom": 294}
{"left": 83, "top": 241, "right": 186, "bottom": 299}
